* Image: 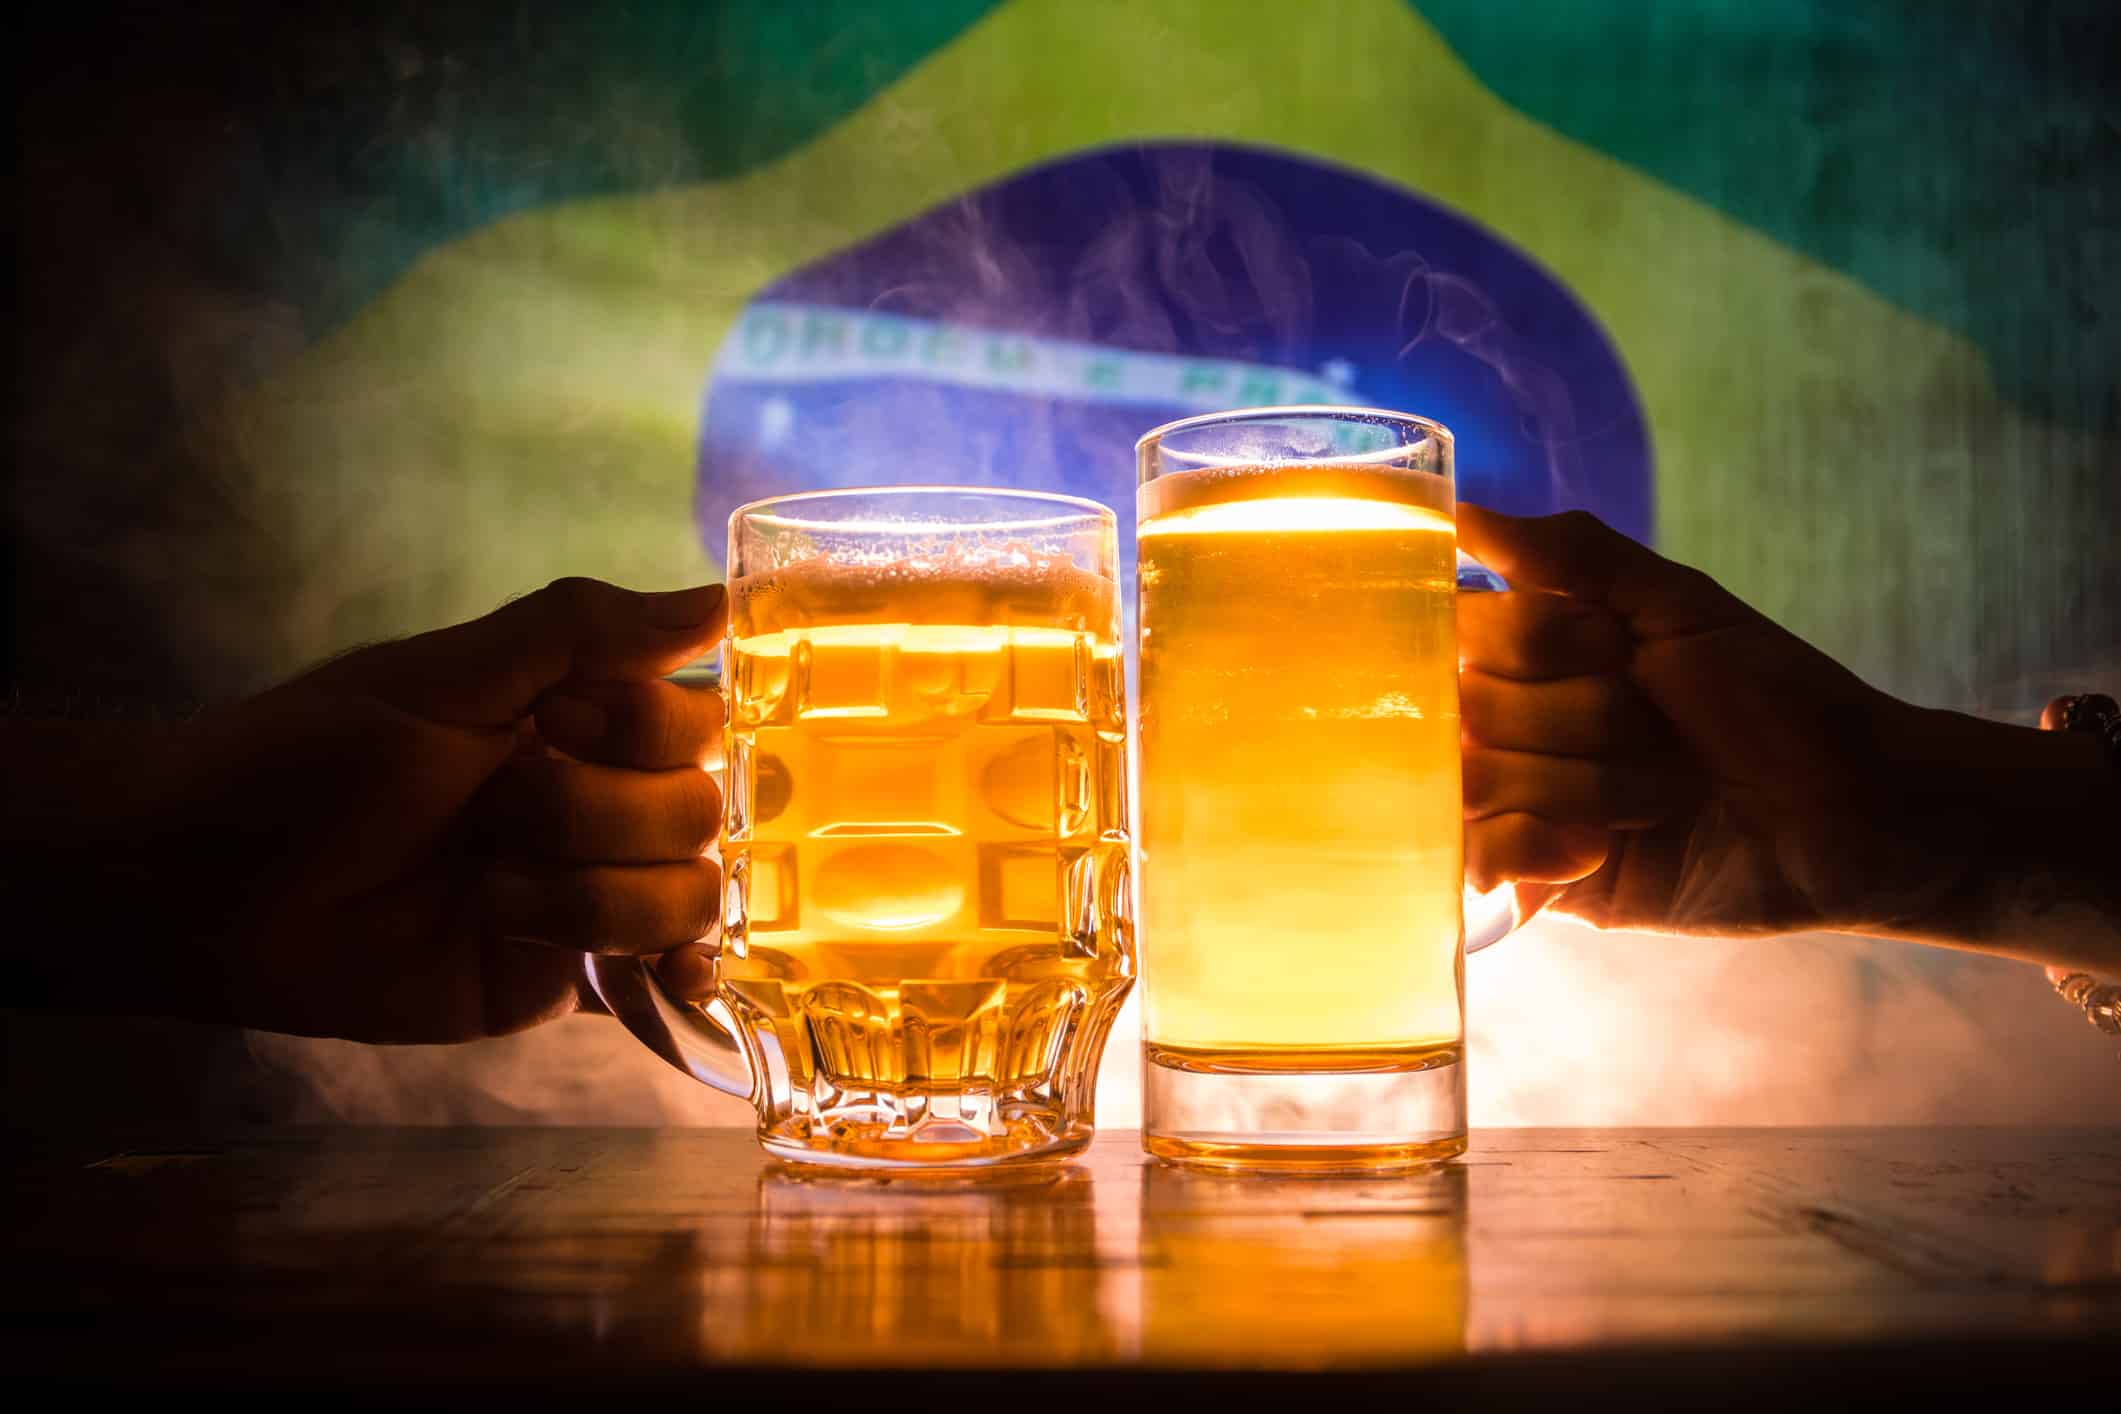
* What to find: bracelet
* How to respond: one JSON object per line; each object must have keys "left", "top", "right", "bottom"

{"left": 2039, "top": 692, "right": 2121, "bottom": 1040}
{"left": 2040, "top": 692, "right": 2121, "bottom": 771}
{"left": 2048, "top": 970, "right": 2121, "bottom": 1037}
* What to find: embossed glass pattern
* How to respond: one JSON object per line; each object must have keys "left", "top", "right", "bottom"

{"left": 718, "top": 488, "right": 1131, "bottom": 1169}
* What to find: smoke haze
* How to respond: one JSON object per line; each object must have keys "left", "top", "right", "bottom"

{"left": 239, "top": 922, "right": 2121, "bottom": 1131}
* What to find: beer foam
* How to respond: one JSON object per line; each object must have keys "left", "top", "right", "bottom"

{"left": 1138, "top": 461, "right": 1454, "bottom": 531}
{"left": 733, "top": 543, "right": 1116, "bottom": 635}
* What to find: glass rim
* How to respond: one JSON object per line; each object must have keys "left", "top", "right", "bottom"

{"left": 729, "top": 483, "right": 1116, "bottom": 536}
{"left": 1135, "top": 404, "right": 1453, "bottom": 469}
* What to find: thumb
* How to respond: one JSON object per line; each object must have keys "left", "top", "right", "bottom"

{"left": 325, "top": 578, "right": 727, "bottom": 727}
{"left": 1456, "top": 504, "right": 1748, "bottom": 639}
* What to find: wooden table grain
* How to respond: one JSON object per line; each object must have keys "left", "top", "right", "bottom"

{"left": 5, "top": 1127, "right": 2115, "bottom": 1399}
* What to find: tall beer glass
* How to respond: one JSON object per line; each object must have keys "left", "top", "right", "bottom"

{"left": 1136, "top": 407, "right": 1502, "bottom": 1172}
{"left": 715, "top": 487, "right": 1133, "bottom": 1170}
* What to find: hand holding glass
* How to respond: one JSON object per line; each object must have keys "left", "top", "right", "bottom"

{"left": 591, "top": 488, "right": 1133, "bottom": 1172}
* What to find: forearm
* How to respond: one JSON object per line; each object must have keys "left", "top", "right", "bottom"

{"left": 1852, "top": 704, "right": 2121, "bottom": 971}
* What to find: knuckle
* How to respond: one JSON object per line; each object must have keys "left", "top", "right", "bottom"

{"left": 1553, "top": 509, "right": 1609, "bottom": 546}
{"left": 1662, "top": 559, "right": 1707, "bottom": 590}
{"left": 1668, "top": 562, "right": 1733, "bottom": 610}
{"left": 542, "top": 576, "right": 606, "bottom": 619}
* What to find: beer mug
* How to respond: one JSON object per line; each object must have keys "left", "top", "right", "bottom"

{"left": 1133, "top": 406, "right": 1539, "bottom": 1172}
{"left": 590, "top": 488, "right": 1134, "bottom": 1171}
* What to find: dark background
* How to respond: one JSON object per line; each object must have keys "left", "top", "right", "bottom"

{"left": 13, "top": 0, "right": 1000, "bottom": 711}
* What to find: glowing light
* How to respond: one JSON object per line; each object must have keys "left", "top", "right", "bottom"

{"left": 1139, "top": 496, "right": 1455, "bottom": 536}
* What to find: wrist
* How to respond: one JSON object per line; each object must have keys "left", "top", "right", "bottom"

{"left": 1849, "top": 698, "right": 2119, "bottom": 967}
{"left": 1884, "top": 701, "right": 2109, "bottom": 809}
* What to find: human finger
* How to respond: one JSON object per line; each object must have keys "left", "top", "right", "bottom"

{"left": 1457, "top": 590, "right": 1633, "bottom": 681}
{"left": 1464, "top": 813, "right": 1612, "bottom": 892}
{"left": 536, "top": 679, "right": 725, "bottom": 770}
{"left": 1457, "top": 505, "right": 1750, "bottom": 639}
{"left": 479, "top": 857, "right": 722, "bottom": 954}
{"left": 1464, "top": 747, "right": 1701, "bottom": 829}
{"left": 655, "top": 940, "right": 721, "bottom": 1003}
{"left": 484, "top": 756, "right": 720, "bottom": 863}
{"left": 1460, "top": 669, "right": 1669, "bottom": 756}
{"left": 331, "top": 578, "right": 727, "bottom": 728}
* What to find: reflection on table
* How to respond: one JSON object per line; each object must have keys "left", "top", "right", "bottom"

{"left": 722, "top": 1158, "right": 1466, "bottom": 1367}
{"left": 3, "top": 1127, "right": 2115, "bottom": 1387}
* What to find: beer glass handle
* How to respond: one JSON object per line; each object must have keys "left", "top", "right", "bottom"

{"left": 582, "top": 953, "right": 757, "bottom": 1100}
{"left": 1457, "top": 547, "right": 1556, "bottom": 954}
{"left": 578, "top": 659, "right": 759, "bottom": 1100}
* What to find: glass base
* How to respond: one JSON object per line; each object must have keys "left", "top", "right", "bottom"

{"left": 1141, "top": 1042, "right": 1466, "bottom": 1175}
{"left": 759, "top": 1116, "right": 1095, "bottom": 1175}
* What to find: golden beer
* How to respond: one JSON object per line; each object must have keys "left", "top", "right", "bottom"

{"left": 719, "top": 497, "right": 1132, "bottom": 1169}
{"left": 1135, "top": 409, "right": 1469, "bottom": 1171}
{"left": 1138, "top": 472, "right": 1462, "bottom": 1062}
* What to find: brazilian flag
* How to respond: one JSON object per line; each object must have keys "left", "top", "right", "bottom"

{"left": 103, "top": 0, "right": 2121, "bottom": 713}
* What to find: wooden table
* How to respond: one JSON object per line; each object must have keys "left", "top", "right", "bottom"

{"left": 6, "top": 1128, "right": 2116, "bottom": 1402}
